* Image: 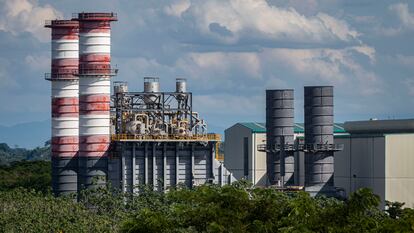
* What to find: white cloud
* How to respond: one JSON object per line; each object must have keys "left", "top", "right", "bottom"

{"left": 164, "top": 0, "right": 191, "bottom": 18}
{"left": 266, "top": 48, "right": 346, "bottom": 83}
{"left": 185, "top": 0, "right": 359, "bottom": 44}
{"left": 284, "top": 0, "right": 319, "bottom": 15}
{"left": 389, "top": 3, "right": 414, "bottom": 30}
{"left": 349, "top": 45, "right": 376, "bottom": 63}
{"left": 262, "top": 47, "right": 381, "bottom": 95}
{"left": 184, "top": 52, "right": 261, "bottom": 78}
{"left": 0, "top": 0, "right": 62, "bottom": 42}
{"left": 172, "top": 44, "right": 379, "bottom": 96}
{"left": 317, "top": 13, "right": 359, "bottom": 41}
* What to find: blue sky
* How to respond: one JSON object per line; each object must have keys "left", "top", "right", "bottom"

{"left": 0, "top": 0, "right": 414, "bottom": 134}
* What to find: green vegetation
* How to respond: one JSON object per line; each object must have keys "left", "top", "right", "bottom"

{"left": 0, "top": 142, "right": 51, "bottom": 193}
{"left": 0, "top": 183, "right": 413, "bottom": 232}
{"left": 0, "top": 143, "right": 413, "bottom": 232}
{"left": 0, "top": 160, "right": 51, "bottom": 193}
{"left": 0, "top": 142, "right": 50, "bottom": 165}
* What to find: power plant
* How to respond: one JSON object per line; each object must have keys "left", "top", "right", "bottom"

{"left": 45, "top": 12, "right": 414, "bottom": 206}
{"left": 108, "top": 78, "right": 232, "bottom": 192}
{"left": 45, "top": 12, "right": 233, "bottom": 196}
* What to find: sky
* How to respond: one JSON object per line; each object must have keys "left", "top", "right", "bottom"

{"left": 0, "top": 0, "right": 414, "bottom": 134}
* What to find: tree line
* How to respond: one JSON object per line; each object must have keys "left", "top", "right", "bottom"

{"left": 0, "top": 141, "right": 413, "bottom": 232}
{"left": 0, "top": 179, "right": 413, "bottom": 232}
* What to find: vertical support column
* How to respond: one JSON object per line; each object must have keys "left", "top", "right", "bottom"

{"left": 210, "top": 142, "right": 215, "bottom": 181}
{"left": 45, "top": 20, "right": 79, "bottom": 196}
{"left": 76, "top": 12, "right": 117, "bottom": 190}
{"left": 132, "top": 143, "right": 136, "bottom": 193}
{"left": 144, "top": 143, "right": 148, "bottom": 185}
{"left": 190, "top": 144, "right": 195, "bottom": 188}
{"left": 163, "top": 143, "right": 167, "bottom": 191}
{"left": 121, "top": 151, "right": 126, "bottom": 192}
{"left": 175, "top": 143, "right": 180, "bottom": 185}
{"left": 152, "top": 143, "right": 156, "bottom": 190}
{"left": 220, "top": 163, "right": 224, "bottom": 186}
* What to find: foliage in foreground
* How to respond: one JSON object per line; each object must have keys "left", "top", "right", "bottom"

{"left": 121, "top": 184, "right": 414, "bottom": 233}
{"left": 0, "top": 160, "right": 51, "bottom": 193}
{"left": 0, "top": 189, "right": 116, "bottom": 233}
{"left": 1, "top": 183, "right": 414, "bottom": 233}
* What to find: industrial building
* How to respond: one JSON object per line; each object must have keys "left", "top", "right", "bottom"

{"left": 224, "top": 122, "right": 346, "bottom": 186}
{"left": 45, "top": 12, "right": 233, "bottom": 196}
{"left": 225, "top": 87, "right": 343, "bottom": 196}
{"left": 225, "top": 118, "right": 414, "bottom": 206}
{"left": 108, "top": 79, "right": 234, "bottom": 192}
{"left": 335, "top": 119, "right": 414, "bottom": 208}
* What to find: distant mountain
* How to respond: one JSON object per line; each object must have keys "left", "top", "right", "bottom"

{"left": 0, "top": 120, "right": 50, "bottom": 149}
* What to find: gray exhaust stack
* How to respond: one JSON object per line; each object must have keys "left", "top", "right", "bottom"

{"left": 304, "top": 86, "right": 335, "bottom": 195}
{"left": 266, "top": 90, "right": 295, "bottom": 186}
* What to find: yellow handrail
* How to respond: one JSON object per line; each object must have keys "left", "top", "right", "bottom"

{"left": 111, "top": 133, "right": 221, "bottom": 141}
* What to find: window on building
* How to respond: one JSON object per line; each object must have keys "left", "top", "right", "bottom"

{"left": 243, "top": 137, "right": 248, "bottom": 178}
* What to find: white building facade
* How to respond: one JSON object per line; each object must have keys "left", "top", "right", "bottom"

{"left": 225, "top": 120, "right": 414, "bottom": 207}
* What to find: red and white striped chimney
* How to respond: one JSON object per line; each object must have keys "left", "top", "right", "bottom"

{"left": 75, "top": 13, "right": 117, "bottom": 189}
{"left": 45, "top": 20, "right": 79, "bottom": 196}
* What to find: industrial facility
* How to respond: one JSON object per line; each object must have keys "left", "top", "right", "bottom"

{"left": 225, "top": 87, "right": 344, "bottom": 197}
{"left": 108, "top": 78, "right": 234, "bottom": 193}
{"left": 45, "top": 12, "right": 233, "bottom": 196}
{"left": 44, "top": 12, "right": 414, "bottom": 208}
{"left": 225, "top": 115, "right": 414, "bottom": 206}
{"left": 224, "top": 122, "right": 346, "bottom": 186}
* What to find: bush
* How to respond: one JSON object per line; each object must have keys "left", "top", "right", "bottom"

{"left": 1, "top": 182, "right": 413, "bottom": 232}
{"left": 0, "top": 161, "right": 51, "bottom": 193}
{"left": 0, "top": 189, "right": 116, "bottom": 232}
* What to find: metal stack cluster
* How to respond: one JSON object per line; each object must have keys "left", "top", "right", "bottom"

{"left": 108, "top": 78, "right": 230, "bottom": 192}
{"left": 45, "top": 12, "right": 235, "bottom": 196}
{"left": 45, "top": 12, "right": 118, "bottom": 196}
{"left": 76, "top": 13, "right": 118, "bottom": 190}
{"left": 112, "top": 78, "right": 207, "bottom": 138}
{"left": 266, "top": 90, "right": 295, "bottom": 186}
{"left": 265, "top": 86, "right": 340, "bottom": 196}
{"left": 45, "top": 20, "right": 80, "bottom": 196}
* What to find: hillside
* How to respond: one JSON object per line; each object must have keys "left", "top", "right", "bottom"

{"left": 0, "top": 142, "right": 50, "bottom": 165}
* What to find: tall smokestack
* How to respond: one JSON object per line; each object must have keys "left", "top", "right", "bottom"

{"left": 266, "top": 90, "right": 295, "bottom": 186}
{"left": 304, "top": 86, "right": 335, "bottom": 195}
{"left": 45, "top": 20, "right": 79, "bottom": 196}
{"left": 75, "top": 13, "right": 118, "bottom": 190}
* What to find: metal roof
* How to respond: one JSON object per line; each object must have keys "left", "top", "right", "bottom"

{"left": 238, "top": 122, "right": 346, "bottom": 134}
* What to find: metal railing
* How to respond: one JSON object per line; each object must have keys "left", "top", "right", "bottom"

{"left": 73, "top": 12, "right": 117, "bottom": 20}
{"left": 111, "top": 133, "right": 221, "bottom": 142}
{"left": 77, "top": 69, "right": 118, "bottom": 76}
{"left": 45, "top": 20, "right": 78, "bottom": 27}
{"left": 44, "top": 72, "right": 78, "bottom": 81}
{"left": 258, "top": 143, "right": 344, "bottom": 152}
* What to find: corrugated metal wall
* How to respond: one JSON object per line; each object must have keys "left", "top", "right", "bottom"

{"left": 109, "top": 142, "right": 232, "bottom": 192}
